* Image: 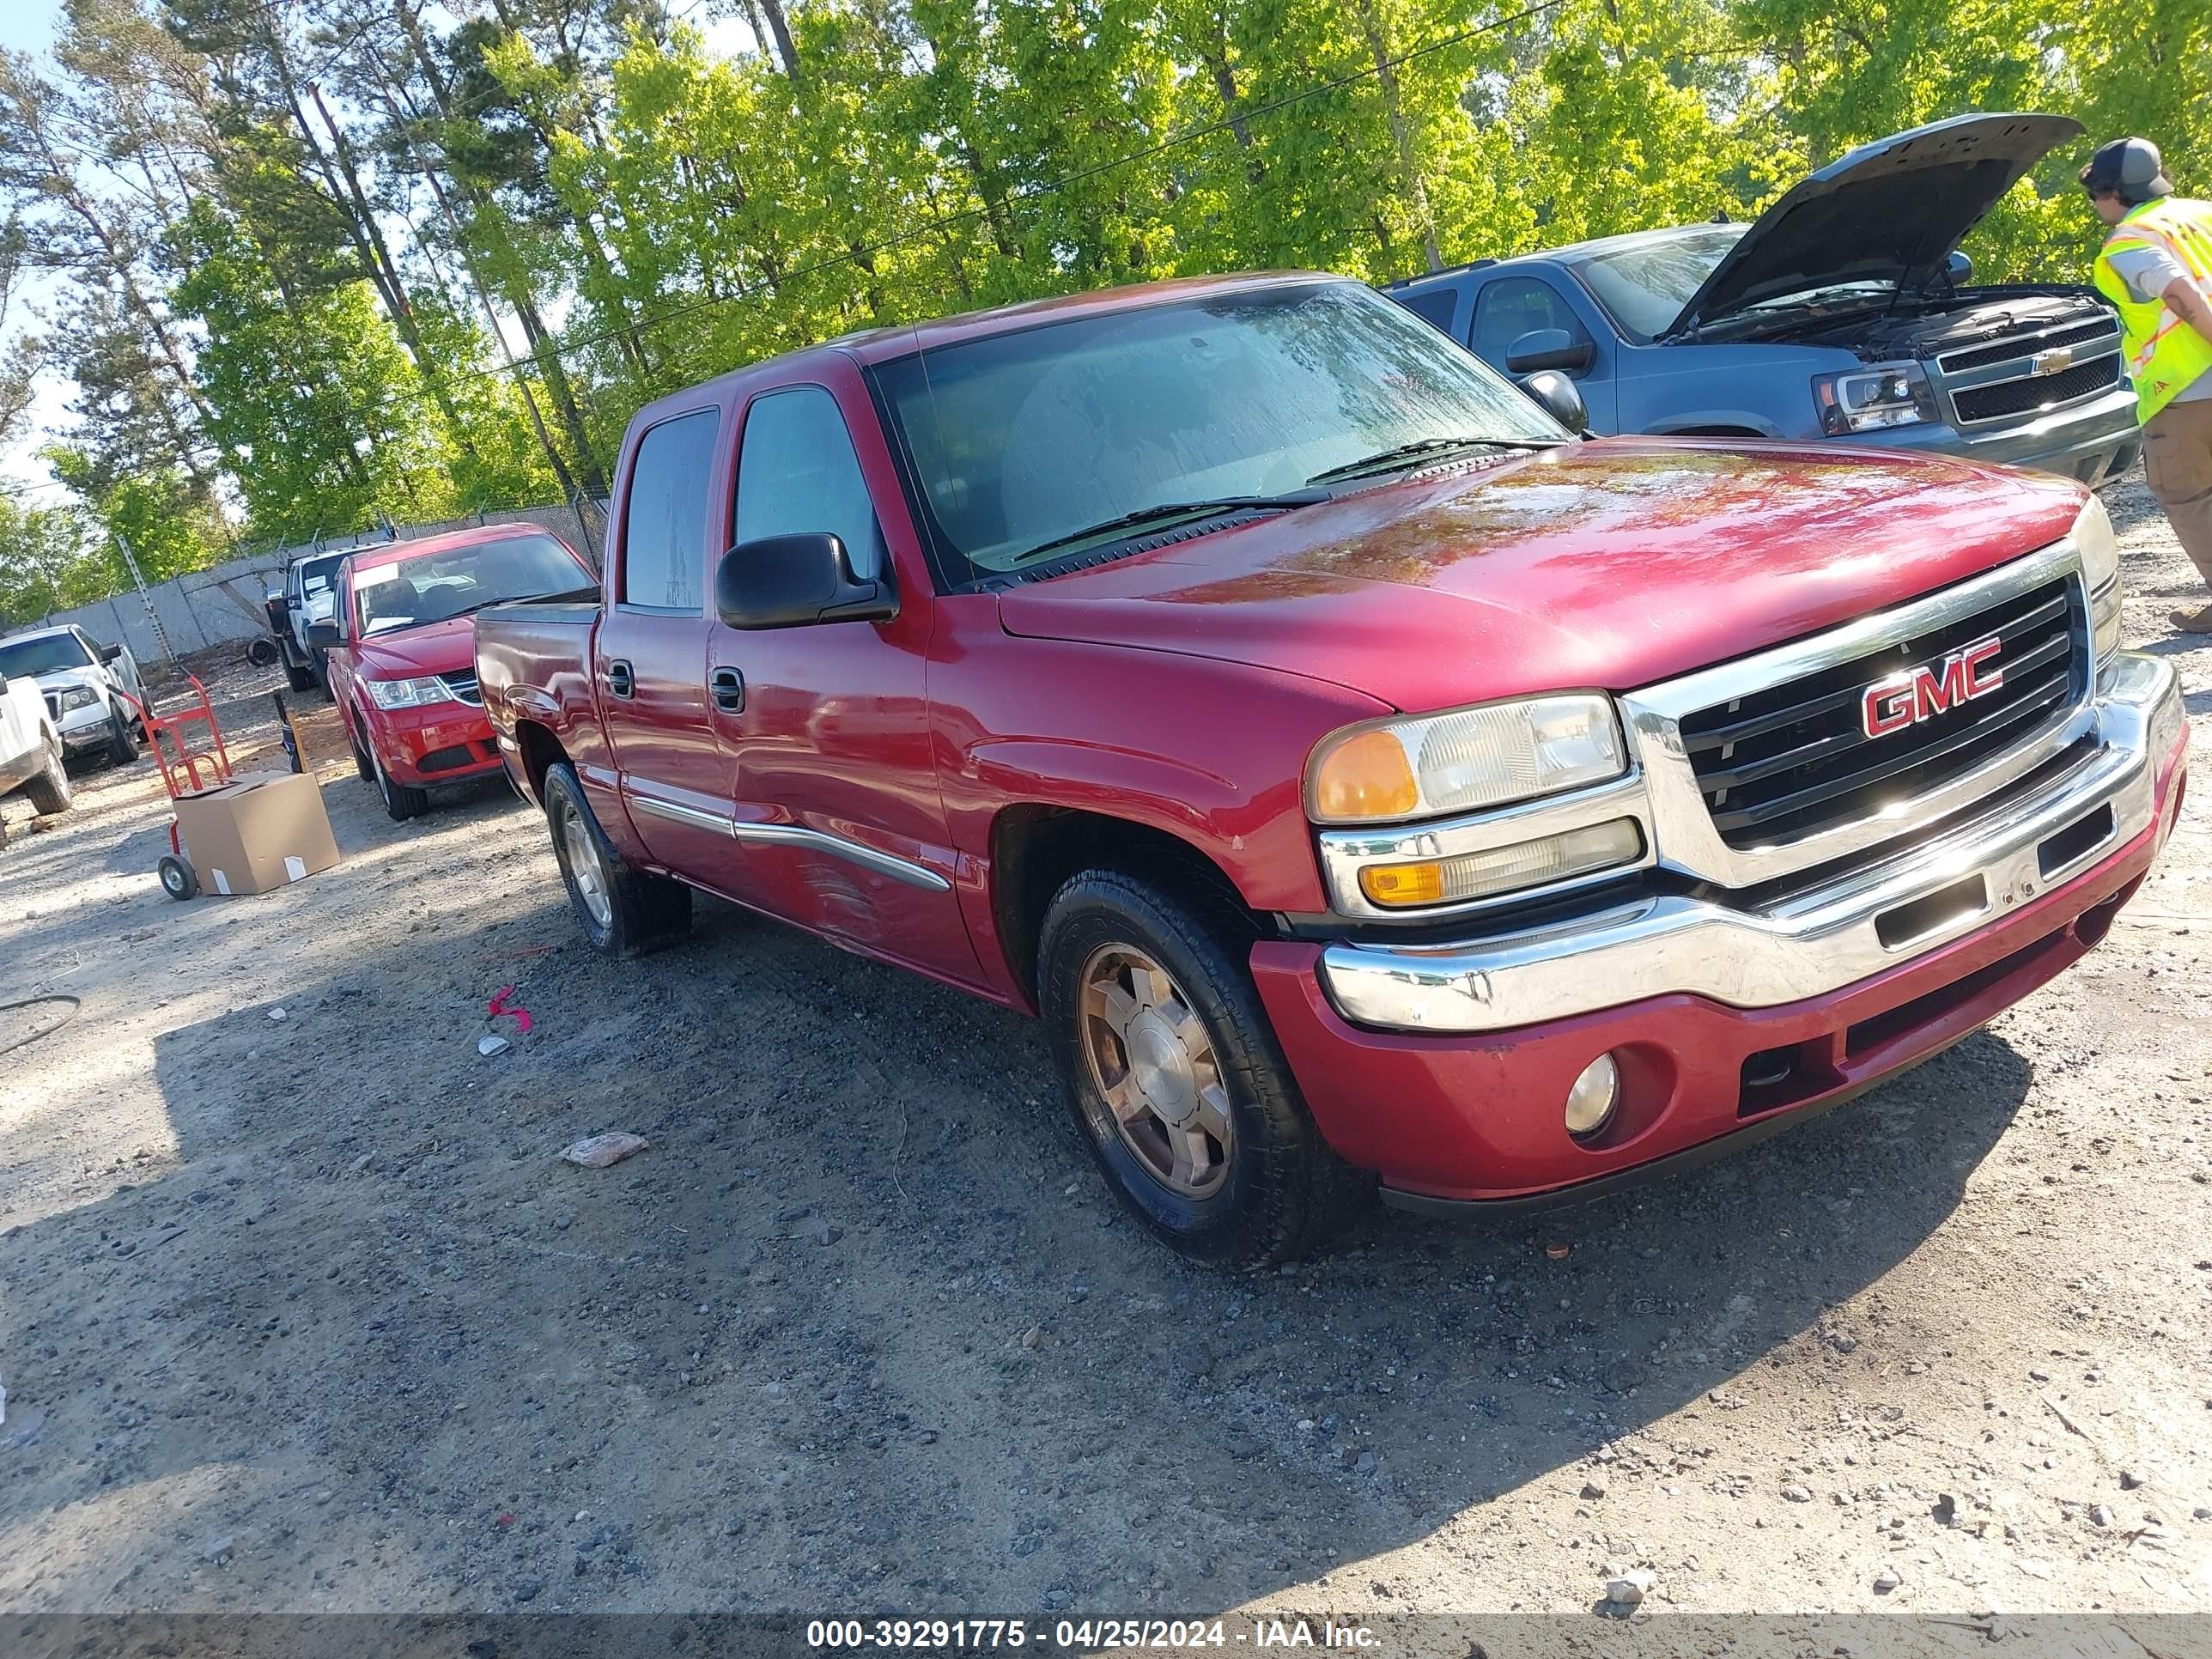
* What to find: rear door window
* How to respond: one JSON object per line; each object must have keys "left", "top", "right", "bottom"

{"left": 732, "top": 386, "right": 884, "bottom": 580}
{"left": 1397, "top": 287, "right": 1461, "bottom": 337}
{"left": 620, "top": 409, "right": 720, "bottom": 610}
{"left": 1469, "top": 276, "right": 1591, "bottom": 374}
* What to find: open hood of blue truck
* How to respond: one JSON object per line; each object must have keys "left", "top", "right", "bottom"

{"left": 1662, "top": 112, "right": 2085, "bottom": 339}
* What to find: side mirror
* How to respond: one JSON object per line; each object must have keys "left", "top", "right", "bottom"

{"left": 284, "top": 594, "right": 302, "bottom": 610}
{"left": 1945, "top": 249, "right": 1972, "bottom": 287}
{"left": 100, "top": 643, "right": 123, "bottom": 663}
{"left": 1516, "top": 368, "right": 1590, "bottom": 436}
{"left": 305, "top": 620, "right": 343, "bottom": 651}
{"left": 716, "top": 532, "right": 896, "bottom": 631}
{"left": 1504, "top": 327, "right": 1594, "bottom": 376}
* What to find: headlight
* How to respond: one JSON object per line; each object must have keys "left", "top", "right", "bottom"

{"left": 365, "top": 675, "right": 454, "bottom": 710}
{"left": 2073, "top": 495, "right": 2123, "bottom": 664}
{"left": 57, "top": 685, "right": 100, "bottom": 712}
{"left": 1309, "top": 694, "right": 1627, "bottom": 824}
{"left": 1814, "top": 362, "right": 1936, "bottom": 434}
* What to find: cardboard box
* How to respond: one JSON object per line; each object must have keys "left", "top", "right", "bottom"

{"left": 173, "top": 772, "right": 342, "bottom": 896}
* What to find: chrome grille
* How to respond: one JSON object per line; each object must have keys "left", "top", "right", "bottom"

{"left": 1938, "top": 319, "right": 2117, "bottom": 375}
{"left": 1935, "top": 314, "right": 2124, "bottom": 428}
{"left": 439, "top": 669, "right": 482, "bottom": 706}
{"left": 1953, "top": 356, "right": 2123, "bottom": 425}
{"left": 1680, "top": 575, "right": 2086, "bottom": 849}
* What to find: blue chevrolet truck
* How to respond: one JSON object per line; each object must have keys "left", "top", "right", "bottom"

{"left": 1389, "top": 112, "right": 2139, "bottom": 485}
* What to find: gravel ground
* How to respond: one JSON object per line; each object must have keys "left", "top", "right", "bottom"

{"left": 0, "top": 478, "right": 2208, "bottom": 1630}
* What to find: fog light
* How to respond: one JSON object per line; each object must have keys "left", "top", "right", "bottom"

{"left": 1565, "top": 1053, "right": 1620, "bottom": 1140}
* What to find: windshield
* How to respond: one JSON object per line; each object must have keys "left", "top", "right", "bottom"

{"left": 350, "top": 533, "right": 586, "bottom": 638}
{"left": 1573, "top": 226, "right": 1747, "bottom": 339}
{"left": 872, "top": 281, "right": 1565, "bottom": 578}
{"left": 0, "top": 633, "right": 93, "bottom": 678}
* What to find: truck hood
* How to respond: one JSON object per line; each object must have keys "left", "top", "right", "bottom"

{"left": 352, "top": 617, "right": 475, "bottom": 679}
{"left": 1664, "top": 112, "right": 2084, "bottom": 337}
{"left": 31, "top": 665, "right": 104, "bottom": 696}
{"left": 994, "top": 440, "right": 2087, "bottom": 714}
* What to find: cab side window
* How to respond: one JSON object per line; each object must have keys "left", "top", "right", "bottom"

{"left": 620, "top": 408, "right": 720, "bottom": 610}
{"left": 1469, "top": 276, "right": 1591, "bottom": 374}
{"left": 733, "top": 386, "right": 884, "bottom": 581}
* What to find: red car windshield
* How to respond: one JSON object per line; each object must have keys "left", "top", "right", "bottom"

{"left": 350, "top": 533, "right": 586, "bottom": 638}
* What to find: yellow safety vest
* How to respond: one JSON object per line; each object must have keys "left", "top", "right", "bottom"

{"left": 2093, "top": 197, "right": 2212, "bottom": 423}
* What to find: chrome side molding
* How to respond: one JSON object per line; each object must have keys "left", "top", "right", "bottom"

{"left": 629, "top": 792, "right": 951, "bottom": 891}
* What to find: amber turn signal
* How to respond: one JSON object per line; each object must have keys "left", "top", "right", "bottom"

{"left": 1310, "top": 728, "right": 1419, "bottom": 822}
{"left": 1358, "top": 859, "right": 1446, "bottom": 907}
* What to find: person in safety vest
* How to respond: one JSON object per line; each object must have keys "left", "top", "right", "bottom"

{"left": 2083, "top": 137, "right": 2212, "bottom": 632}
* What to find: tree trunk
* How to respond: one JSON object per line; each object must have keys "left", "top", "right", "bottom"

{"left": 294, "top": 79, "right": 479, "bottom": 452}
{"left": 757, "top": 0, "right": 802, "bottom": 82}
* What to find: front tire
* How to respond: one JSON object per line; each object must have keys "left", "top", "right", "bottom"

{"left": 1038, "top": 867, "right": 1370, "bottom": 1270}
{"left": 543, "top": 763, "right": 690, "bottom": 957}
{"left": 22, "top": 737, "right": 70, "bottom": 815}
{"left": 106, "top": 701, "right": 140, "bottom": 764}
{"left": 344, "top": 710, "right": 375, "bottom": 781}
{"left": 370, "top": 744, "right": 428, "bottom": 822}
{"left": 284, "top": 658, "right": 317, "bottom": 693}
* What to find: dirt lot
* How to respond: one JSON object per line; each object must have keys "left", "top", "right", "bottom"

{"left": 1, "top": 479, "right": 2209, "bottom": 1633}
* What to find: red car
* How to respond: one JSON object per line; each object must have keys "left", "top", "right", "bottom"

{"left": 312, "top": 525, "right": 596, "bottom": 820}
{"left": 473, "top": 272, "right": 2187, "bottom": 1267}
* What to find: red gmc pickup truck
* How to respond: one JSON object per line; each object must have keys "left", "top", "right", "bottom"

{"left": 473, "top": 271, "right": 2189, "bottom": 1268}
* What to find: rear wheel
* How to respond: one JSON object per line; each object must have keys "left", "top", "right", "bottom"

{"left": 22, "top": 737, "right": 70, "bottom": 816}
{"left": 370, "top": 744, "right": 428, "bottom": 822}
{"left": 106, "top": 701, "right": 139, "bottom": 764}
{"left": 1038, "top": 867, "right": 1370, "bottom": 1269}
{"left": 544, "top": 762, "right": 690, "bottom": 957}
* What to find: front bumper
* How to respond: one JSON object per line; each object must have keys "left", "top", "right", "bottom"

{"left": 1848, "top": 383, "right": 2140, "bottom": 486}
{"left": 1251, "top": 652, "right": 2187, "bottom": 1205}
{"left": 55, "top": 702, "right": 112, "bottom": 751}
{"left": 370, "top": 701, "right": 502, "bottom": 787}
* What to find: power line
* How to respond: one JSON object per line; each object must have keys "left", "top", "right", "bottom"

{"left": 463, "top": 0, "right": 1563, "bottom": 384}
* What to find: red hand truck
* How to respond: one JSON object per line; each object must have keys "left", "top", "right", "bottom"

{"left": 115, "top": 676, "right": 234, "bottom": 900}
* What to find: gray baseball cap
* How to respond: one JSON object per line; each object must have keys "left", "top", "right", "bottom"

{"left": 2081, "top": 137, "right": 2173, "bottom": 200}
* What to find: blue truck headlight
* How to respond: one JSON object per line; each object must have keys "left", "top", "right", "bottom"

{"left": 1814, "top": 362, "right": 1936, "bottom": 435}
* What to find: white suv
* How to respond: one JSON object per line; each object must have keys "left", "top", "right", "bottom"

{"left": 0, "top": 624, "right": 145, "bottom": 765}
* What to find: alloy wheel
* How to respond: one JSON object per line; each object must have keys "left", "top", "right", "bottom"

{"left": 1076, "top": 942, "right": 1235, "bottom": 1199}
{"left": 559, "top": 798, "right": 614, "bottom": 931}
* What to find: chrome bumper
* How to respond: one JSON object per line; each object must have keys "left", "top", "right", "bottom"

{"left": 1318, "top": 653, "right": 2183, "bottom": 1033}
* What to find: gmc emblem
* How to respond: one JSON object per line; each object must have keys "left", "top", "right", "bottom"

{"left": 1862, "top": 636, "right": 2004, "bottom": 738}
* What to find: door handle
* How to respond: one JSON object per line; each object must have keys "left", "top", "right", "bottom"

{"left": 708, "top": 666, "right": 745, "bottom": 713}
{"left": 607, "top": 659, "right": 635, "bottom": 699}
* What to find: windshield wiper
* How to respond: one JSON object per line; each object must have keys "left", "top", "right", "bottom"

{"left": 1305, "top": 435, "right": 1555, "bottom": 486}
{"left": 1007, "top": 489, "right": 1332, "bottom": 565}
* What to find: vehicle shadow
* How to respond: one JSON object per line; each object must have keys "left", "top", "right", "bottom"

{"left": 0, "top": 857, "right": 2037, "bottom": 1615}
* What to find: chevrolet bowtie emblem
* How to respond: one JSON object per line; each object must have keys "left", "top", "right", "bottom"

{"left": 2029, "top": 346, "right": 2075, "bottom": 377}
